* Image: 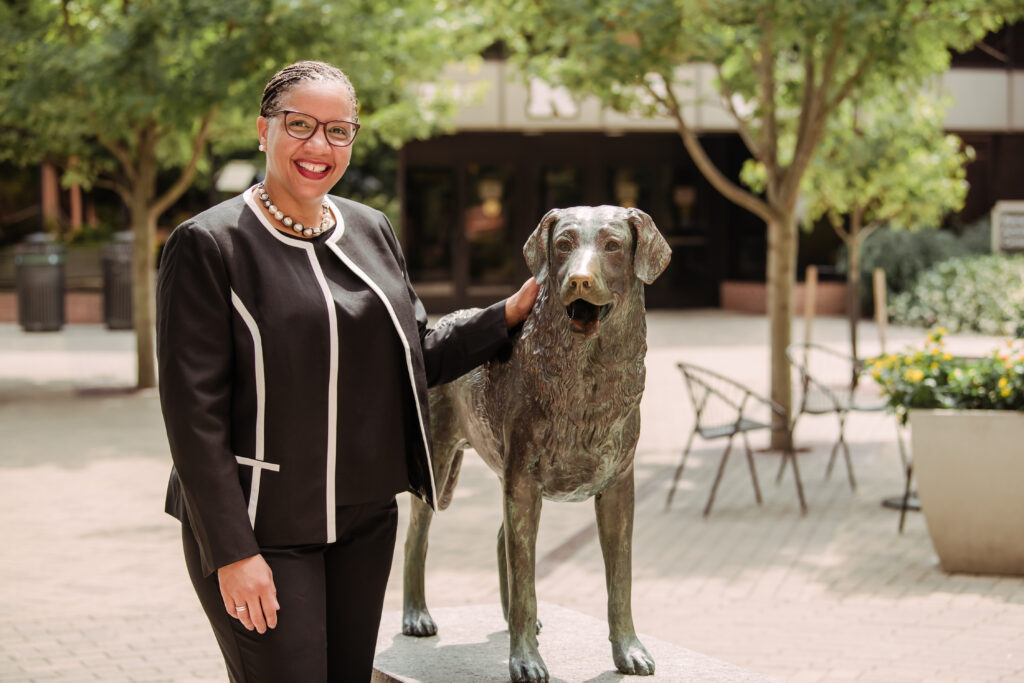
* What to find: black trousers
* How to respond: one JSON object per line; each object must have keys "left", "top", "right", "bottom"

{"left": 182, "top": 497, "right": 399, "bottom": 683}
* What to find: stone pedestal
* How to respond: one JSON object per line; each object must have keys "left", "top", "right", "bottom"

{"left": 373, "top": 603, "right": 774, "bottom": 682}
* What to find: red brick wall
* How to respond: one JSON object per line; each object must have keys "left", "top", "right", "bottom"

{"left": 720, "top": 280, "right": 847, "bottom": 315}
{"left": 0, "top": 292, "right": 103, "bottom": 324}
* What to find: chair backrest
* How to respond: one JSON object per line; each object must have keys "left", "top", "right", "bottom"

{"left": 676, "top": 361, "right": 784, "bottom": 433}
{"left": 787, "top": 343, "right": 885, "bottom": 411}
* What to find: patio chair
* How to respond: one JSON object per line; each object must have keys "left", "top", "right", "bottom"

{"left": 667, "top": 361, "right": 807, "bottom": 517}
{"left": 786, "top": 343, "right": 909, "bottom": 499}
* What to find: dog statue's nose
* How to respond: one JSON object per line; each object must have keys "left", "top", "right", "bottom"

{"left": 569, "top": 273, "right": 594, "bottom": 292}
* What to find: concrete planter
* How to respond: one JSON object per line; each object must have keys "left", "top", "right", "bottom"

{"left": 910, "top": 409, "right": 1024, "bottom": 576}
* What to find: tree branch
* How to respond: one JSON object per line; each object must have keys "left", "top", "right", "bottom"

{"left": 652, "top": 78, "right": 777, "bottom": 224}
{"left": 93, "top": 177, "right": 132, "bottom": 204}
{"left": 97, "top": 136, "right": 137, "bottom": 185}
{"left": 779, "top": 51, "right": 824, "bottom": 208}
{"left": 859, "top": 220, "right": 883, "bottom": 245}
{"left": 825, "top": 0, "right": 912, "bottom": 116}
{"left": 149, "top": 108, "right": 218, "bottom": 220}
{"left": 827, "top": 209, "right": 852, "bottom": 244}
{"left": 756, "top": 10, "right": 779, "bottom": 191}
{"left": 714, "top": 64, "right": 763, "bottom": 160}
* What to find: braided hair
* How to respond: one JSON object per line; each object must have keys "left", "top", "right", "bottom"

{"left": 259, "top": 61, "right": 359, "bottom": 121}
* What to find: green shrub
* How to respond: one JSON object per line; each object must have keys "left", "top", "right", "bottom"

{"left": 838, "top": 226, "right": 962, "bottom": 296}
{"left": 888, "top": 254, "right": 1024, "bottom": 335}
{"left": 955, "top": 215, "right": 991, "bottom": 255}
{"left": 837, "top": 218, "right": 992, "bottom": 312}
{"left": 65, "top": 223, "right": 116, "bottom": 245}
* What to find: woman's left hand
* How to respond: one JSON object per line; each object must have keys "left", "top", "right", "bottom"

{"left": 505, "top": 278, "right": 540, "bottom": 328}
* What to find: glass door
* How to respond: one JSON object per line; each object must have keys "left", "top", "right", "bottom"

{"left": 404, "top": 168, "right": 456, "bottom": 300}
{"left": 464, "top": 164, "right": 517, "bottom": 299}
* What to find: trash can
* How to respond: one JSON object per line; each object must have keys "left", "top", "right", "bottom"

{"left": 102, "top": 231, "right": 133, "bottom": 330}
{"left": 14, "top": 233, "right": 66, "bottom": 332}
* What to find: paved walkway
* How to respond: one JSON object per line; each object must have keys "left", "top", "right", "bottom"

{"left": 1, "top": 312, "right": 1022, "bottom": 682}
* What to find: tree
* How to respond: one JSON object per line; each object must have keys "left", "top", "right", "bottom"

{"left": 489, "top": 0, "right": 1020, "bottom": 446}
{"left": 786, "top": 89, "right": 972, "bottom": 364}
{"left": 0, "top": 0, "right": 489, "bottom": 388}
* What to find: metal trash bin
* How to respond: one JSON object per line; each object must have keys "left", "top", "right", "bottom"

{"left": 102, "top": 231, "right": 133, "bottom": 330}
{"left": 14, "top": 233, "right": 66, "bottom": 332}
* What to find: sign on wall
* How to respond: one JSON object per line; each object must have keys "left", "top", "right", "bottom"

{"left": 991, "top": 201, "right": 1024, "bottom": 253}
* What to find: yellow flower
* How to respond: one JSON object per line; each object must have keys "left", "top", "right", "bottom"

{"left": 1002, "top": 388, "right": 1012, "bottom": 397}
{"left": 905, "top": 369, "right": 924, "bottom": 382}
{"left": 942, "top": 353, "right": 952, "bottom": 361}
{"left": 998, "top": 377, "right": 1009, "bottom": 389}
{"left": 930, "top": 362, "right": 939, "bottom": 371}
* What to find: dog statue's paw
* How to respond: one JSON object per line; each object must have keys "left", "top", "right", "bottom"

{"left": 612, "top": 637, "right": 655, "bottom": 676}
{"left": 401, "top": 607, "right": 438, "bottom": 637}
{"left": 509, "top": 644, "right": 549, "bottom": 682}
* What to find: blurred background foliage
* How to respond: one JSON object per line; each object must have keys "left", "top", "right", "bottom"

{"left": 0, "top": 0, "right": 491, "bottom": 246}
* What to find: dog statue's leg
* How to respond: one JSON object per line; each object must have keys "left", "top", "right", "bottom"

{"left": 503, "top": 467, "right": 549, "bottom": 683}
{"left": 402, "top": 494, "right": 437, "bottom": 637}
{"left": 497, "top": 523, "right": 509, "bottom": 622}
{"left": 499, "top": 523, "right": 544, "bottom": 636}
{"left": 595, "top": 465, "right": 655, "bottom": 675}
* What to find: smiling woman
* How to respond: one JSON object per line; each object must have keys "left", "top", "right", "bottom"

{"left": 255, "top": 65, "right": 357, "bottom": 230}
{"left": 155, "top": 60, "right": 539, "bottom": 683}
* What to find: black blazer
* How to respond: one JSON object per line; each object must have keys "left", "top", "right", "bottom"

{"left": 157, "top": 191, "right": 510, "bottom": 576}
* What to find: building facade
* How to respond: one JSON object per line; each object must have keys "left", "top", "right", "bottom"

{"left": 400, "top": 27, "right": 1024, "bottom": 312}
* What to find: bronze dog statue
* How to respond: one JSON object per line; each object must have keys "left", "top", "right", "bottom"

{"left": 402, "top": 206, "right": 671, "bottom": 682}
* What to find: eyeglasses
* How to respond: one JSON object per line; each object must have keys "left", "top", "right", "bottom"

{"left": 266, "top": 110, "right": 360, "bottom": 147}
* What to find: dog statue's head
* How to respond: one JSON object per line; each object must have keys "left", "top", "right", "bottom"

{"left": 523, "top": 206, "right": 671, "bottom": 339}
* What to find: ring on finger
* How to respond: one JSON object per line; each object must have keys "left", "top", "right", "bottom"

{"left": 235, "top": 605, "right": 248, "bottom": 613}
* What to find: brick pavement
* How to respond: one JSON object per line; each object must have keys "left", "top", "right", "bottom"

{"left": 1, "top": 313, "right": 1022, "bottom": 682}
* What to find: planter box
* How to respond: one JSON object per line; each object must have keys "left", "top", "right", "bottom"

{"left": 910, "top": 409, "right": 1024, "bottom": 576}
{"left": 719, "top": 280, "right": 847, "bottom": 315}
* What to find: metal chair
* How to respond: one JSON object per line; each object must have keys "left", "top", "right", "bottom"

{"left": 667, "top": 361, "right": 807, "bottom": 517}
{"left": 786, "top": 343, "right": 908, "bottom": 502}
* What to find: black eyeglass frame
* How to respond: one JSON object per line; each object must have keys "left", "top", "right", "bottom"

{"left": 266, "top": 109, "right": 361, "bottom": 147}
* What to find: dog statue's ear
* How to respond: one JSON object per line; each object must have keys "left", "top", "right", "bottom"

{"left": 627, "top": 208, "right": 672, "bottom": 284}
{"left": 523, "top": 208, "right": 562, "bottom": 281}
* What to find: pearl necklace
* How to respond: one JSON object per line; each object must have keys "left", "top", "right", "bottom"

{"left": 257, "top": 184, "right": 332, "bottom": 237}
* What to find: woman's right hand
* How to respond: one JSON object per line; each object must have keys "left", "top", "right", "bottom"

{"left": 218, "top": 554, "right": 279, "bottom": 633}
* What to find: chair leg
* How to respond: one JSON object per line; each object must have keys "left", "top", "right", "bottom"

{"left": 898, "top": 462, "right": 913, "bottom": 533}
{"left": 895, "top": 420, "right": 913, "bottom": 533}
{"left": 894, "top": 420, "right": 909, "bottom": 473}
{"left": 703, "top": 436, "right": 735, "bottom": 517}
{"left": 825, "top": 438, "right": 840, "bottom": 479}
{"left": 778, "top": 415, "right": 802, "bottom": 484}
{"left": 825, "top": 412, "right": 849, "bottom": 482}
{"left": 785, "top": 446, "right": 808, "bottom": 514}
{"left": 742, "top": 433, "right": 763, "bottom": 505}
{"left": 666, "top": 429, "right": 697, "bottom": 510}
{"left": 840, "top": 435, "right": 856, "bottom": 491}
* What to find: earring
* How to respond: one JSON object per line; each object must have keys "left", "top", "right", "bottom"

{"left": 258, "top": 143, "right": 266, "bottom": 152}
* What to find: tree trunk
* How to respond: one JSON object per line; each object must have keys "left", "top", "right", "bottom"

{"left": 846, "top": 234, "right": 862, "bottom": 370}
{"left": 767, "top": 213, "right": 798, "bottom": 449}
{"left": 129, "top": 151, "right": 158, "bottom": 389}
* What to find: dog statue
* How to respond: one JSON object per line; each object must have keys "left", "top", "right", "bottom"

{"left": 402, "top": 206, "right": 671, "bottom": 682}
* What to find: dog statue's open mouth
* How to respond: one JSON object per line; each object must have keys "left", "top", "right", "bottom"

{"left": 566, "top": 299, "right": 613, "bottom": 337}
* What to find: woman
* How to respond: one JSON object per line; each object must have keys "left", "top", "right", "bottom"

{"left": 157, "top": 61, "right": 538, "bottom": 682}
